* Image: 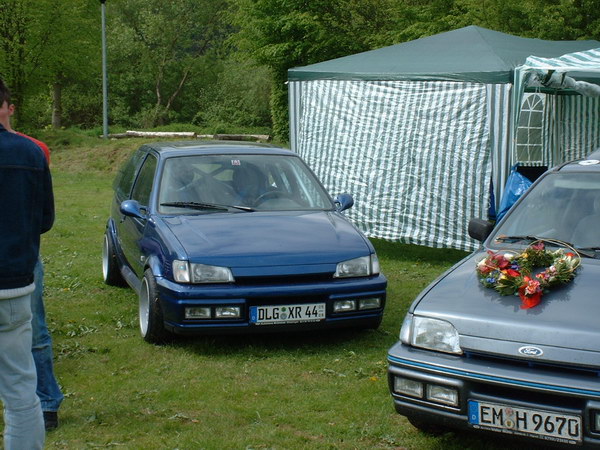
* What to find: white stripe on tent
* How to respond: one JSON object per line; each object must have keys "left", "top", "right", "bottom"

{"left": 288, "top": 81, "right": 300, "bottom": 152}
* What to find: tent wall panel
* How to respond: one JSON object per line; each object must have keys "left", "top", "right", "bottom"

{"left": 294, "top": 79, "right": 491, "bottom": 251}
{"left": 559, "top": 96, "right": 600, "bottom": 161}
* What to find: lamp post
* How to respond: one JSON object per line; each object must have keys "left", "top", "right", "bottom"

{"left": 101, "top": 0, "right": 108, "bottom": 138}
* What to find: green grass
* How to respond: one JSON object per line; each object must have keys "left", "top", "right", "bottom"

{"left": 26, "top": 131, "right": 513, "bottom": 449}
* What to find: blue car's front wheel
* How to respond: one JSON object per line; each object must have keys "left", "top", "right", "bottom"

{"left": 139, "top": 269, "right": 171, "bottom": 344}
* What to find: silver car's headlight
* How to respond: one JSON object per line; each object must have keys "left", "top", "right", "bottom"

{"left": 400, "top": 313, "right": 462, "bottom": 354}
{"left": 173, "top": 260, "right": 234, "bottom": 284}
{"left": 334, "top": 254, "right": 380, "bottom": 278}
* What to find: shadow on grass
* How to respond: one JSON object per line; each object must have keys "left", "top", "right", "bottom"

{"left": 168, "top": 326, "right": 391, "bottom": 357}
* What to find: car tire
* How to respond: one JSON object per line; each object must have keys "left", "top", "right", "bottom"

{"left": 139, "top": 269, "right": 172, "bottom": 344}
{"left": 406, "top": 416, "right": 449, "bottom": 435}
{"left": 102, "top": 232, "right": 127, "bottom": 287}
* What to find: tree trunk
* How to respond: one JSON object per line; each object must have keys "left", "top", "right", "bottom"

{"left": 52, "top": 82, "right": 62, "bottom": 129}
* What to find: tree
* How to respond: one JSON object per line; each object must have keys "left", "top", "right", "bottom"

{"left": 109, "top": 0, "right": 229, "bottom": 128}
{"left": 0, "top": 0, "right": 54, "bottom": 126}
{"left": 43, "top": 0, "right": 98, "bottom": 128}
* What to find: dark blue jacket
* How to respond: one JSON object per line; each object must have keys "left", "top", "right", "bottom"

{"left": 0, "top": 124, "right": 54, "bottom": 289}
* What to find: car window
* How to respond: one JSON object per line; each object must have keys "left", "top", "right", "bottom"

{"left": 113, "top": 149, "right": 147, "bottom": 200}
{"left": 131, "top": 154, "right": 158, "bottom": 207}
{"left": 492, "top": 172, "right": 600, "bottom": 248}
{"left": 158, "top": 154, "right": 333, "bottom": 213}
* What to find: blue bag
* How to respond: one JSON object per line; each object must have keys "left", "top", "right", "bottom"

{"left": 496, "top": 165, "right": 532, "bottom": 222}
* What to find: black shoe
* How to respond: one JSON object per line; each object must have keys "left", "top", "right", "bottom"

{"left": 43, "top": 411, "right": 59, "bottom": 430}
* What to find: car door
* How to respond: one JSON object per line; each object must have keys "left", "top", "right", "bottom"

{"left": 119, "top": 153, "right": 158, "bottom": 277}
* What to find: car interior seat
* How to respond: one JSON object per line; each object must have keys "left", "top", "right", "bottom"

{"left": 231, "top": 163, "right": 268, "bottom": 205}
{"left": 161, "top": 165, "right": 198, "bottom": 203}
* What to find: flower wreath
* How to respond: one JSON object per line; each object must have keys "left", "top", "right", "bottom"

{"left": 476, "top": 240, "right": 581, "bottom": 309}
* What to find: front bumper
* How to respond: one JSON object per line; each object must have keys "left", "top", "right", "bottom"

{"left": 156, "top": 274, "right": 387, "bottom": 334}
{"left": 387, "top": 342, "right": 600, "bottom": 448}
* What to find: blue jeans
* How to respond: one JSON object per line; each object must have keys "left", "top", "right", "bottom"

{"left": 0, "top": 292, "right": 45, "bottom": 449}
{"left": 32, "top": 259, "right": 64, "bottom": 412}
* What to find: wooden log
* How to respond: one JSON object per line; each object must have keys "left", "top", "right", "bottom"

{"left": 102, "top": 131, "right": 272, "bottom": 142}
{"left": 125, "top": 130, "right": 197, "bottom": 138}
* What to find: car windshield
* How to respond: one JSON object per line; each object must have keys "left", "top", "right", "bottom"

{"left": 491, "top": 172, "right": 600, "bottom": 249}
{"left": 157, "top": 154, "right": 334, "bottom": 214}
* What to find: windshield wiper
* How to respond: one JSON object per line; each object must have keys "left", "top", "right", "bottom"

{"left": 160, "top": 201, "right": 254, "bottom": 212}
{"left": 494, "top": 235, "right": 540, "bottom": 243}
{"left": 572, "top": 247, "right": 600, "bottom": 258}
{"left": 496, "top": 235, "right": 596, "bottom": 257}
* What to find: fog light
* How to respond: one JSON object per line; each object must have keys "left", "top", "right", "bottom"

{"left": 426, "top": 384, "right": 458, "bottom": 406}
{"left": 594, "top": 411, "right": 600, "bottom": 432}
{"left": 333, "top": 300, "right": 357, "bottom": 312}
{"left": 185, "top": 307, "right": 211, "bottom": 319}
{"left": 215, "top": 306, "right": 241, "bottom": 319}
{"left": 359, "top": 298, "right": 381, "bottom": 310}
{"left": 394, "top": 376, "right": 423, "bottom": 398}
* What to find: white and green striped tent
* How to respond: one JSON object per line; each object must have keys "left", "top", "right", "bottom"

{"left": 288, "top": 26, "right": 600, "bottom": 251}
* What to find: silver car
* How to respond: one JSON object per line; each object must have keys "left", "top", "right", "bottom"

{"left": 387, "top": 151, "right": 600, "bottom": 448}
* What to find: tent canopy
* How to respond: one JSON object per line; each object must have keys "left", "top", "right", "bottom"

{"left": 288, "top": 26, "right": 600, "bottom": 84}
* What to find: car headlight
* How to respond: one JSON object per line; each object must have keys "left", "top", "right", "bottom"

{"left": 173, "top": 260, "right": 234, "bottom": 284}
{"left": 400, "top": 313, "right": 462, "bottom": 354}
{"left": 334, "top": 254, "right": 380, "bottom": 278}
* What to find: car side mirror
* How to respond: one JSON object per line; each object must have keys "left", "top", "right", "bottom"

{"left": 120, "top": 200, "right": 146, "bottom": 220}
{"left": 468, "top": 218, "right": 495, "bottom": 242}
{"left": 334, "top": 193, "right": 354, "bottom": 212}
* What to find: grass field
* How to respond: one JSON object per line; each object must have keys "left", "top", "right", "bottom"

{"left": 27, "top": 131, "right": 514, "bottom": 449}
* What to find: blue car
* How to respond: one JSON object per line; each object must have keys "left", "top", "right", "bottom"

{"left": 102, "top": 141, "right": 386, "bottom": 343}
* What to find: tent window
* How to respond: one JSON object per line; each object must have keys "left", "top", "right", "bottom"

{"left": 516, "top": 94, "right": 544, "bottom": 164}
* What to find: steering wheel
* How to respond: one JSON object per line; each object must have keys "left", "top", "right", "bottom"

{"left": 253, "top": 190, "right": 296, "bottom": 206}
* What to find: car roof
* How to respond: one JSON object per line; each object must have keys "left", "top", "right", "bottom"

{"left": 142, "top": 140, "right": 296, "bottom": 157}
{"left": 554, "top": 148, "right": 600, "bottom": 173}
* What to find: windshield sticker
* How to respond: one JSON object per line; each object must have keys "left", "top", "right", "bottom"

{"left": 579, "top": 159, "right": 600, "bottom": 165}
{"left": 231, "top": 159, "right": 241, "bottom": 166}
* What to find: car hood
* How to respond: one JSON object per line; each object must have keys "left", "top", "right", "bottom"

{"left": 161, "top": 211, "right": 370, "bottom": 270}
{"left": 413, "top": 250, "right": 600, "bottom": 358}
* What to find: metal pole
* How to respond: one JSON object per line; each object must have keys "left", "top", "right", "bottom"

{"left": 101, "top": 0, "right": 108, "bottom": 138}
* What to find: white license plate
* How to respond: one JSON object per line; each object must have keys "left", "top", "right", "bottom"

{"left": 250, "top": 303, "right": 326, "bottom": 325}
{"left": 468, "top": 400, "right": 582, "bottom": 444}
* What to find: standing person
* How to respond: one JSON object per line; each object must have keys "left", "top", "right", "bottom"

{"left": 0, "top": 94, "right": 64, "bottom": 430}
{"left": 0, "top": 78, "right": 54, "bottom": 449}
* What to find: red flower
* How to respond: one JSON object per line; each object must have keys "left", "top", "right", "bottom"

{"left": 506, "top": 269, "right": 520, "bottom": 278}
{"left": 491, "top": 253, "right": 510, "bottom": 269}
{"left": 479, "top": 265, "right": 493, "bottom": 274}
{"left": 518, "top": 276, "right": 543, "bottom": 309}
{"left": 531, "top": 242, "right": 545, "bottom": 251}
{"left": 519, "top": 290, "right": 542, "bottom": 309}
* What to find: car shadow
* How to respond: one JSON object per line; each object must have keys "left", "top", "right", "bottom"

{"left": 167, "top": 327, "right": 389, "bottom": 356}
